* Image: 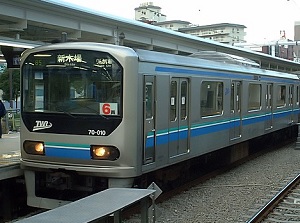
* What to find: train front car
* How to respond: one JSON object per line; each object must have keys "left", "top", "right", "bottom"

{"left": 20, "top": 43, "right": 140, "bottom": 209}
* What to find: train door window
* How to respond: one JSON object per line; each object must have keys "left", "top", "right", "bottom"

{"left": 266, "top": 84, "right": 273, "bottom": 109}
{"left": 248, "top": 83, "right": 261, "bottom": 111}
{"left": 236, "top": 82, "right": 241, "bottom": 112}
{"left": 230, "top": 83, "right": 234, "bottom": 112}
{"left": 297, "top": 86, "right": 300, "bottom": 106}
{"left": 170, "top": 80, "right": 177, "bottom": 121}
{"left": 289, "top": 85, "right": 294, "bottom": 106}
{"left": 276, "top": 85, "right": 286, "bottom": 108}
{"left": 145, "top": 83, "right": 154, "bottom": 119}
{"left": 231, "top": 82, "right": 241, "bottom": 113}
{"left": 201, "top": 81, "right": 223, "bottom": 117}
{"left": 181, "top": 81, "right": 188, "bottom": 120}
{"left": 217, "top": 82, "right": 224, "bottom": 113}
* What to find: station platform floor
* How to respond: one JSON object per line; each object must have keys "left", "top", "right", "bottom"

{"left": 0, "top": 132, "right": 22, "bottom": 180}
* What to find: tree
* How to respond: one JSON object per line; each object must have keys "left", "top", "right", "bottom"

{"left": 0, "top": 68, "right": 20, "bottom": 106}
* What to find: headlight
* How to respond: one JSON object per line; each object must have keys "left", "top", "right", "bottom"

{"left": 90, "top": 145, "right": 120, "bottom": 160}
{"left": 23, "top": 140, "right": 45, "bottom": 155}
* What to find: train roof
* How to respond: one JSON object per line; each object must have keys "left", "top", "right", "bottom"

{"left": 21, "top": 42, "right": 138, "bottom": 61}
{"left": 135, "top": 49, "right": 300, "bottom": 80}
{"left": 21, "top": 42, "right": 300, "bottom": 81}
{"left": 189, "top": 51, "right": 260, "bottom": 68}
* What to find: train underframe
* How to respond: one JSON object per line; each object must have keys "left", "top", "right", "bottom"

{"left": 24, "top": 125, "right": 298, "bottom": 209}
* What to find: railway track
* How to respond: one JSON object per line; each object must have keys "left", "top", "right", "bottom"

{"left": 247, "top": 173, "right": 300, "bottom": 223}
{"left": 8, "top": 136, "right": 297, "bottom": 222}
{"left": 123, "top": 140, "right": 298, "bottom": 222}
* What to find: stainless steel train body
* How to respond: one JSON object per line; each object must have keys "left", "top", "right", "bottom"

{"left": 20, "top": 42, "right": 300, "bottom": 209}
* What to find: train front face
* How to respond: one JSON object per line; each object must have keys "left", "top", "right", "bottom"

{"left": 20, "top": 44, "right": 140, "bottom": 208}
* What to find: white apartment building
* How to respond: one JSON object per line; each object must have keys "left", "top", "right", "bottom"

{"left": 179, "top": 23, "right": 247, "bottom": 45}
{"left": 154, "top": 21, "right": 246, "bottom": 45}
{"left": 154, "top": 20, "right": 191, "bottom": 31}
{"left": 135, "top": 3, "right": 246, "bottom": 44}
{"left": 134, "top": 2, "right": 166, "bottom": 24}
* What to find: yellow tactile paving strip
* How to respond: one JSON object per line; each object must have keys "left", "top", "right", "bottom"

{"left": 0, "top": 152, "right": 20, "bottom": 165}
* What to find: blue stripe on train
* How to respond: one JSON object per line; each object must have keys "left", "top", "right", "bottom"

{"left": 45, "top": 109, "right": 300, "bottom": 159}
{"left": 45, "top": 144, "right": 90, "bottom": 159}
{"left": 146, "top": 109, "right": 299, "bottom": 148}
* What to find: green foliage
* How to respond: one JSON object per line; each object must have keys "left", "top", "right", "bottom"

{"left": 0, "top": 68, "right": 20, "bottom": 101}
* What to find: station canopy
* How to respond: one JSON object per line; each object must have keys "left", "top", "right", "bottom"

{"left": 0, "top": 0, "right": 300, "bottom": 72}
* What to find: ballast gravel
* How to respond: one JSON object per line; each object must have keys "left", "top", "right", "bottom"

{"left": 127, "top": 141, "right": 300, "bottom": 223}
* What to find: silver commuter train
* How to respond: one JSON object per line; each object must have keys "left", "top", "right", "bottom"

{"left": 20, "top": 42, "right": 300, "bottom": 209}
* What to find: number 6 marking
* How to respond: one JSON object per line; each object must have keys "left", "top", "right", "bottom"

{"left": 102, "top": 103, "right": 111, "bottom": 115}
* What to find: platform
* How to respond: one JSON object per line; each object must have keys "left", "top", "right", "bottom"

{"left": 0, "top": 132, "right": 22, "bottom": 180}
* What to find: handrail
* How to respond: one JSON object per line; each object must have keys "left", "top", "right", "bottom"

{"left": 16, "top": 188, "right": 158, "bottom": 223}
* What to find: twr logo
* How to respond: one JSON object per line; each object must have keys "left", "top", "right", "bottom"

{"left": 33, "top": 120, "right": 53, "bottom": 131}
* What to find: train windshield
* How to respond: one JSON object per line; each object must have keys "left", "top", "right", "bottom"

{"left": 22, "top": 49, "right": 123, "bottom": 116}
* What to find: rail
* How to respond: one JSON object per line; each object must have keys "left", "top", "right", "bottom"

{"left": 16, "top": 188, "right": 158, "bottom": 223}
{"left": 246, "top": 173, "right": 300, "bottom": 223}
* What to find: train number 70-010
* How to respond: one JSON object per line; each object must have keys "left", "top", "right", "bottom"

{"left": 88, "top": 129, "right": 106, "bottom": 136}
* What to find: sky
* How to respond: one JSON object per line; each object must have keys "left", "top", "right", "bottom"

{"left": 59, "top": 0, "right": 300, "bottom": 44}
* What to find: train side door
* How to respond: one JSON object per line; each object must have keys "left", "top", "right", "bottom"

{"left": 169, "top": 78, "right": 189, "bottom": 158}
{"left": 265, "top": 83, "right": 273, "bottom": 130}
{"left": 143, "top": 76, "right": 156, "bottom": 164}
{"left": 230, "top": 81, "right": 242, "bottom": 140}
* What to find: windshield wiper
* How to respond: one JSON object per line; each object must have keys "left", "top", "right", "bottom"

{"left": 62, "top": 111, "right": 77, "bottom": 118}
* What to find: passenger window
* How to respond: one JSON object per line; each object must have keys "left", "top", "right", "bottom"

{"left": 201, "top": 81, "right": 223, "bottom": 117}
{"left": 170, "top": 80, "right": 177, "bottom": 121}
{"left": 248, "top": 83, "right": 261, "bottom": 111}
{"left": 276, "top": 85, "right": 286, "bottom": 107}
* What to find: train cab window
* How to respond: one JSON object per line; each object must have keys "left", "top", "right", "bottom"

{"left": 248, "top": 83, "right": 261, "bottom": 111}
{"left": 170, "top": 80, "right": 177, "bottom": 121}
{"left": 200, "top": 81, "right": 223, "bottom": 117}
{"left": 276, "top": 85, "right": 286, "bottom": 108}
{"left": 22, "top": 50, "right": 123, "bottom": 116}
